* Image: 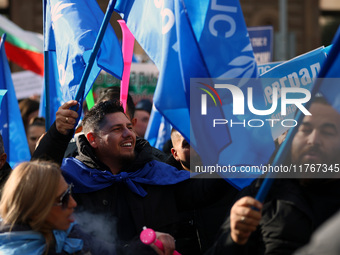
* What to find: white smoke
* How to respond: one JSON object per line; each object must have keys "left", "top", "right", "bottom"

{"left": 74, "top": 211, "right": 118, "bottom": 244}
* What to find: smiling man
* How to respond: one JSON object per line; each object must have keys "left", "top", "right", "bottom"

{"left": 82, "top": 105, "right": 137, "bottom": 174}
{"left": 57, "top": 101, "right": 189, "bottom": 248}
{"left": 33, "top": 99, "right": 234, "bottom": 255}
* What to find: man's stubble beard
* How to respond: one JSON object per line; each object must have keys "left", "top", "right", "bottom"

{"left": 119, "top": 151, "right": 136, "bottom": 167}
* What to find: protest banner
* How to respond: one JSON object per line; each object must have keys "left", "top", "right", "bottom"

{"left": 248, "top": 26, "right": 273, "bottom": 64}
{"left": 260, "top": 47, "right": 329, "bottom": 140}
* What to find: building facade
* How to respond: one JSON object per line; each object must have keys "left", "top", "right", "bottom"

{"left": 4, "top": 0, "right": 340, "bottom": 66}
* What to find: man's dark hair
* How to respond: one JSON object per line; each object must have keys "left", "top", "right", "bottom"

{"left": 82, "top": 100, "right": 125, "bottom": 134}
{"left": 0, "top": 133, "right": 4, "bottom": 155}
{"left": 97, "top": 86, "right": 135, "bottom": 119}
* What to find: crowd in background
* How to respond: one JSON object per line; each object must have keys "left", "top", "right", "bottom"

{"left": 0, "top": 87, "right": 340, "bottom": 255}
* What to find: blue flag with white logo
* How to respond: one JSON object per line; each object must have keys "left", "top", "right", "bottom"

{"left": 260, "top": 46, "right": 329, "bottom": 139}
{"left": 257, "top": 62, "right": 282, "bottom": 76}
{"left": 44, "top": 0, "right": 123, "bottom": 111}
{"left": 115, "top": 0, "right": 276, "bottom": 189}
{"left": 0, "top": 34, "right": 30, "bottom": 167}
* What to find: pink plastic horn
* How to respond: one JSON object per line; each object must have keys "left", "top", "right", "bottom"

{"left": 140, "top": 227, "right": 181, "bottom": 255}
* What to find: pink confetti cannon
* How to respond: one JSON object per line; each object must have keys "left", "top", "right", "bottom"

{"left": 140, "top": 227, "right": 181, "bottom": 255}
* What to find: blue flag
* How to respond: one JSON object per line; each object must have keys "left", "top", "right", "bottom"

{"left": 254, "top": 37, "right": 336, "bottom": 203}
{"left": 145, "top": 106, "right": 171, "bottom": 151}
{"left": 0, "top": 34, "right": 30, "bottom": 167}
{"left": 115, "top": 0, "right": 275, "bottom": 189}
{"left": 174, "top": 1, "right": 232, "bottom": 167}
{"left": 43, "top": 0, "right": 123, "bottom": 121}
{"left": 39, "top": 50, "right": 62, "bottom": 128}
{"left": 257, "top": 62, "right": 282, "bottom": 76}
{"left": 0, "top": 90, "right": 6, "bottom": 106}
{"left": 260, "top": 46, "right": 328, "bottom": 139}
{"left": 115, "top": 0, "right": 256, "bottom": 141}
{"left": 0, "top": 89, "right": 7, "bottom": 130}
{"left": 318, "top": 27, "right": 340, "bottom": 111}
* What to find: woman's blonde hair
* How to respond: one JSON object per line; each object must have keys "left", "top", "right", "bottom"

{"left": 0, "top": 160, "right": 61, "bottom": 243}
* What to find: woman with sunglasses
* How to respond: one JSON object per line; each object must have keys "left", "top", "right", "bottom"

{"left": 0, "top": 160, "right": 116, "bottom": 254}
{"left": 0, "top": 161, "right": 175, "bottom": 255}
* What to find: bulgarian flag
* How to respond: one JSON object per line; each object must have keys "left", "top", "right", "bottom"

{"left": 0, "top": 15, "right": 43, "bottom": 76}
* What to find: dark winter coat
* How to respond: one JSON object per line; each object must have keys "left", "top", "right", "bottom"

{"left": 33, "top": 123, "right": 234, "bottom": 255}
{"left": 207, "top": 178, "right": 340, "bottom": 255}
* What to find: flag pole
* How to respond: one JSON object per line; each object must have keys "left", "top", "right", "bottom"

{"left": 42, "top": 0, "right": 51, "bottom": 129}
{"left": 255, "top": 109, "right": 303, "bottom": 202}
{"left": 72, "top": 0, "right": 117, "bottom": 108}
{"left": 0, "top": 34, "right": 10, "bottom": 156}
{"left": 43, "top": 51, "right": 50, "bottom": 129}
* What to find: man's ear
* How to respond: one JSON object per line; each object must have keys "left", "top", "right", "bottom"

{"left": 131, "top": 117, "right": 137, "bottom": 127}
{"left": 171, "top": 148, "right": 179, "bottom": 162}
{"left": 0, "top": 153, "right": 7, "bottom": 169}
{"left": 86, "top": 132, "right": 97, "bottom": 148}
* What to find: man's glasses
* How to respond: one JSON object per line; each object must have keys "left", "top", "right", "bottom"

{"left": 54, "top": 183, "right": 73, "bottom": 209}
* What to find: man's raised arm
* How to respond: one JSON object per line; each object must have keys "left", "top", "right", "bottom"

{"left": 32, "top": 100, "right": 79, "bottom": 164}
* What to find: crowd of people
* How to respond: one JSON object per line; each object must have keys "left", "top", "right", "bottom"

{"left": 0, "top": 87, "right": 340, "bottom": 254}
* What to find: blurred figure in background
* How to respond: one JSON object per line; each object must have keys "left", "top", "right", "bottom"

{"left": 168, "top": 128, "right": 239, "bottom": 253}
{"left": 169, "top": 129, "right": 192, "bottom": 171}
{"left": 19, "top": 98, "right": 40, "bottom": 134}
{"left": 134, "top": 99, "right": 152, "bottom": 138}
{"left": 27, "top": 117, "right": 46, "bottom": 155}
{"left": 0, "top": 133, "right": 11, "bottom": 194}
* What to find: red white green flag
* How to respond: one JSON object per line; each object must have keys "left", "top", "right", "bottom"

{"left": 0, "top": 15, "right": 43, "bottom": 76}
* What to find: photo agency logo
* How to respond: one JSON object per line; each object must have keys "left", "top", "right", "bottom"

{"left": 195, "top": 78, "right": 312, "bottom": 130}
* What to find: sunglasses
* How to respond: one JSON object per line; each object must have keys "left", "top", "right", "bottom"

{"left": 54, "top": 183, "right": 74, "bottom": 209}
